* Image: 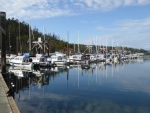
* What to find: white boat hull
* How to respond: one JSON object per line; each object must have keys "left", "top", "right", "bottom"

{"left": 10, "top": 62, "right": 33, "bottom": 68}
{"left": 54, "top": 61, "right": 67, "bottom": 65}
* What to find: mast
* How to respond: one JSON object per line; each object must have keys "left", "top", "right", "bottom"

{"left": 112, "top": 40, "right": 113, "bottom": 54}
{"left": 74, "top": 37, "right": 75, "bottom": 53}
{"left": 90, "top": 34, "right": 93, "bottom": 53}
{"left": 9, "top": 32, "right": 11, "bottom": 55}
{"left": 19, "top": 22, "right": 20, "bottom": 52}
{"left": 16, "top": 36, "right": 18, "bottom": 55}
{"left": 78, "top": 31, "right": 80, "bottom": 53}
{"left": 43, "top": 26, "right": 45, "bottom": 53}
{"left": 106, "top": 38, "right": 107, "bottom": 54}
{"left": 67, "top": 31, "right": 69, "bottom": 57}
{"left": 19, "top": 22, "right": 22, "bottom": 54}
{"left": 102, "top": 42, "right": 105, "bottom": 54}
{"left": 105, "top": 38, "right": 108, "bottom": 78}
{"left": 96, "top": 36, "right": 98, "bottom": 53}
{"left": 29, "top": 23, "right": 31, "bottom": 53}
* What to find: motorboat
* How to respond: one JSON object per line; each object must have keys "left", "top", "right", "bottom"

{"left": 68, "top": 53, "right": 90, "bottom": 64}
{"left": 9, "top": 56, "right": 33, "bottom": 68}
{"left": 50, "top": 52, "right": 67, "bottom": 65}
{"left": 31, "top": 54, "right": 51, "bottom": 67}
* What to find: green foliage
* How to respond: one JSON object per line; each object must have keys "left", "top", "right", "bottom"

{"left": 5, "top": 18, "right": 64, "bottom": 54}
{"left": 5, "top": 18, "right": 149, "bottom": 55}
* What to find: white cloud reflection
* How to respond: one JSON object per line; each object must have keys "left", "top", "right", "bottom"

{"left": 16, "top": 92, "right": 150, "bottom": 113}
{"left": 15, "top": 61, "right": 150, "bottom": 113}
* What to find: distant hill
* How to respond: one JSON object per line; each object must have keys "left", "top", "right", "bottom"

{"left": 147, "top": 50, "right": 150, "bottom": 53}
{"left": 5, "top": 18, "right": 150, "bottom": 55}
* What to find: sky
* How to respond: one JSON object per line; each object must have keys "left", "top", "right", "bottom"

{"left": 1, "top": 0, "right": 150, "bottom": 50}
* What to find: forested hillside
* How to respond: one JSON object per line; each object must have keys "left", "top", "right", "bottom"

{"left": 5, "top": 18, "right": 149, "bottom": 55}
{"left": 6, "top": 18, "right": 72, "bottom": 55}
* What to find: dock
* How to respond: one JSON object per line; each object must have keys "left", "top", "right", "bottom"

{"left": 0, "top": 71, "right": 20, "bottom": 113}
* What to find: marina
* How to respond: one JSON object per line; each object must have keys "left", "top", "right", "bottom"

{"left": 2, "top": 56, "right": 150, "bottom": 113}
{"left": 1, "top": 2, "right": 150, "bottom": 112}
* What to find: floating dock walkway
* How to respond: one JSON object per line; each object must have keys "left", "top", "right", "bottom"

{"left": 0, "top": 71, "right": 20, "bottom": 113}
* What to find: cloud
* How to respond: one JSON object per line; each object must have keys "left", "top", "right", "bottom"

{"left": 97, "top": 26, "right": 113, "bottom": 31}
{"left": 95, "top": 17, "right": 150, "bottom": 49}
{"left": 75, "top": 0, "right": 150, "bottom": 11}
{"left": 1, "top": 0, "right": 150, "bottom": 20}
{"left": 0, "top": 0, "right": 73, "bottom": 20}
{"left": 1, "top": 0, "right": 150, "bottom": 49}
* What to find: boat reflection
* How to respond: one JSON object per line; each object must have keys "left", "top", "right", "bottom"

{"left": 3, "top": 56, "right": 150, "bottom": 113}
{"left": 7, "top": 65, "right": 69, "bottom": 96}
{"left": 8, "top": 66, "right": 33, "bottom": 78}
{"left": 5, "top": 57, "right": 146, "bottom": 99}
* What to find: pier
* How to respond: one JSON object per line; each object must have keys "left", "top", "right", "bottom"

{"left": 0, "top": 71, "right": 20, "bottom": 113}
{"left": 0, "top": 11, "right": 19, "bottom": 113}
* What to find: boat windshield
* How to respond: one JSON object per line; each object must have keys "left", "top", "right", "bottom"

{"left": 15, "top": 57, "right": 23, "bottom": 61}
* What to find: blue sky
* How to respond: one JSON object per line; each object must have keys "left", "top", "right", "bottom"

{"left": 1, "top": 0, "right": 150, "bottom": 50}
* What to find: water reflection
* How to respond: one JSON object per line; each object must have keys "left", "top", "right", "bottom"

{"left": 3, "top": 57, "right": 150, "bottom": 113}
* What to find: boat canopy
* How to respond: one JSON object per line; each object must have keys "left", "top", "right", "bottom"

{"left": 23, "top": 53, "right": 32, "bottom": 57}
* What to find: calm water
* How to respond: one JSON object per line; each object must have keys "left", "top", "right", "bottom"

{"left": 4, "top": 57, "right": 150, "bottom": 113}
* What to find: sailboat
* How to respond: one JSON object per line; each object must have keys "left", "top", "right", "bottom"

{"left": 9, "top": 24, "right": 33, "bottom": 68}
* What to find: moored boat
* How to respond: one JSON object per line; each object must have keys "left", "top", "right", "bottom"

{"left": 50, "top": 52, "right": 67, "bottom": 65}
{"left": 9, "top": 56, "right": 33, "bottom": 68}
{"left": 31, "top": 54, "right": 51, "bottom": 67}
